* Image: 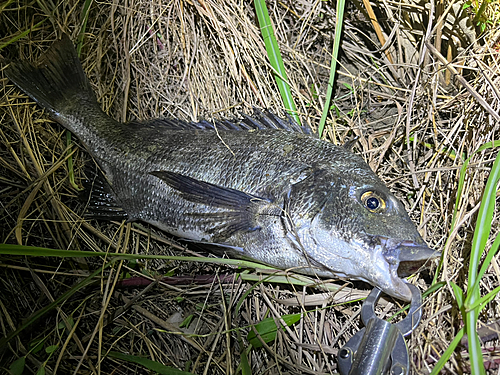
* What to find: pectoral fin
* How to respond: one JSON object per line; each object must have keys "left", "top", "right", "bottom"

{"left": 150, "top": 171, "right": 269, "bottom": 208}
{"left": 150, "top": 171, "right": 275, "bottom": 240}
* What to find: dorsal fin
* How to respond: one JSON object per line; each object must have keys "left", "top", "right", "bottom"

{"left": 343, "top": 136, "right": 359, "bottom": 151}
{"left": 240, "top": 108, "right": 315, "bottom": 135}
{"left": 128, "top": 108, "right": 316, "bottom": 135}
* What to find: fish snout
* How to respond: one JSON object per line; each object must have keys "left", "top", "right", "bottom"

{"left": 378, "top": 237, "right": 439, "bottom": 275}
{"left": 394, "top": 241, "right": 440, "bottom": 277}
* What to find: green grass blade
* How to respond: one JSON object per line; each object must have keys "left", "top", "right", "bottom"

{"left": 234, "top": 277, "right": 268, "bottom": 375}
{"left": 429, "top": 327, "right": 465, "bottom": 375}
{"left": 467, "top": 284, "right": 500, "bottom": 312}
{"left": 238, "top": 272, "right": 340, "bottom": 291}
{"left": 77, "top": 0, "right": 94, "bottom": 56}
{"left": 0, "top": 0, "right": 15, "bottom": 12}
{"left": 431, "top": 145, "right": 499, "bottom": 373}
{"left": 450, "top": 281, "right": 464, "bottom": 310}
{"left": 0, "top": 244, "right": 351, "bottom": 291}
{"left": 467, "top": 233, "right": 500, "bottom": 299}
{"left": 424, "top": 280, "right": 446, "bottom": 296}
{"left": 0, "top": 263, "right": 112, "bottom": 348}
{"left": 0, "top": 243, "right": 276, "bottom": 270}
{"left": 0, "top": 19, "right": 48, "bottom": 51}
{"left": 464, "top": 148, "right": 500, "bottom": 375}
{"left": 107, "top": 352, "right": 194, "bottom": 374}
{"left": 466, "top": 149, "right": 500, "bottom": 286}
{"left": 465, "top": 320, "right": 484, "bottom": 375}
{"left": 450, "top": 140, "right": 500, "bottom": 231}
{"left": 318, "top": 0, "right": 345, "bottom": 138}
{"left": 65, "top": 131, "right": 83, "bottom": 191}
{"left": 433, "top": 140, "right": 500, "bottom": 285}
{"left": 247, "top": 314, "right": 300, "bottom": 348}
{"left": 239, "top": 337, "right": 252, "bottom": 375}
{"left": 254, "top": 0, "right": 300, "bottom": 125}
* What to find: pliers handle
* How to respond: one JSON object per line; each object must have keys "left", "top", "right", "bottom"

{"left": 338, "top": 283, "right": 422, "bottom": 375}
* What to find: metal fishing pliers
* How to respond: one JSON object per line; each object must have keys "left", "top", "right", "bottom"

{"left": 338, "top": 283, "right": 422, "bottom": 375}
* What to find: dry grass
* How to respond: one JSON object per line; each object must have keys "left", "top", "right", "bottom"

{"left": 1, "top": 0, "right": 500, "bottom": 374}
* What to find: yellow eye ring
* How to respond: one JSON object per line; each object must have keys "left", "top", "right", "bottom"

{"left": 361, "top": 191, "right": 386, "bottom": 213}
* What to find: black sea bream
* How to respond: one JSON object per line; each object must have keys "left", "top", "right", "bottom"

{"left": 6, "top": 34, "right": 439, "bottom": 301}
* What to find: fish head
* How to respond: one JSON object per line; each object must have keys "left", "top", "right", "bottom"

{"left": 291, "top": 167, "right": 439, "bottom": 301}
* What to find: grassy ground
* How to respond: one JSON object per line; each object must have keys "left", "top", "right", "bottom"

{"left": 1, "top": 0, "right": 500, "bottom": 374}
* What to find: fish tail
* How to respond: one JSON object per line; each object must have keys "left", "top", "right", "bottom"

{"left": 5, "top": 34, "right": 107, "bottom": 135}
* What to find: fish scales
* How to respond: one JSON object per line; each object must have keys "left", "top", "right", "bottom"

{"left": 97, "top": 130, "right": 366, "bottom": 233}
{"left": 5, "top": 34, "right": 439, "bottom": 301}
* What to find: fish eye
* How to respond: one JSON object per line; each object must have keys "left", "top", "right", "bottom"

{"left": 361, "top": 191, "right": 386, "bottom": 213}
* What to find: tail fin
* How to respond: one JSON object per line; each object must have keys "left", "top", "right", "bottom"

{"left": 5, "top": 34, "right": 97, "bottom": 118}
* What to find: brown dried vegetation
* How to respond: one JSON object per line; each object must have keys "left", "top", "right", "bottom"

{"left": 1, "top": 0, "right": 500, "bottom": 374}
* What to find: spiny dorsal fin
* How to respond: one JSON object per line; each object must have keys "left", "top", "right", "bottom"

{"left": 343, "top": 136, "right": 360, "bottom": 151}
{"left": 128, "top": 109, "right": 316, "bottom": 135}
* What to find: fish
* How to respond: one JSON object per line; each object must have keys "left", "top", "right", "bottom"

{"left": 5, "top": 34, "right": 439, "bottom": 301}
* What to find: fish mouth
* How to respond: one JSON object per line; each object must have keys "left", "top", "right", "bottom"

{"left": 376, "top": 236, "right": 440, "bottom": 301}
{"left": 395, "top": 241, "right": 441, "bottom": 276}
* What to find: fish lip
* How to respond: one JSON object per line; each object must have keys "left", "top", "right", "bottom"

{"left": 386, "top": 261, "right": 412, "bottom": 301}
{"left": 361, "top": 238, "right": 414, "bottom": 301}
{"left": 376, "top": 236, "right": 440, "bottom": 277}
{"left": 359, "top": 236, "right": 440, "bottom": 301}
